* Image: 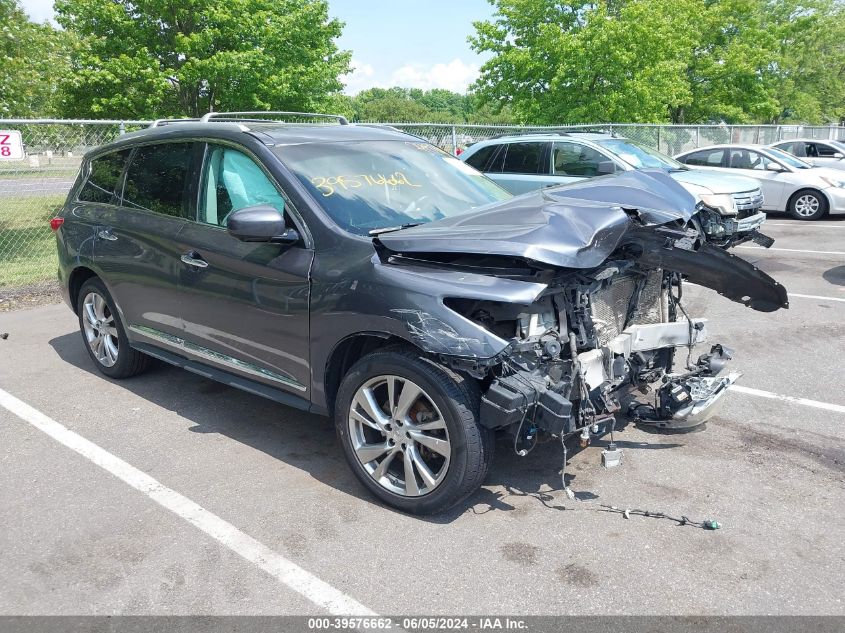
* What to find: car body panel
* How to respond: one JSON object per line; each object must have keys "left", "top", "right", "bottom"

{"left": 378, "top": 170, "right": 699, "bottom": 270}
{"left": 175, "top": 222, "right": 314, "bottom": 394}
{"left": 668, "top": 168, "right": 766, "bottom": 196}
{"left": 377, "top": 170, "right": 787, "bottom": 313}
{"left": 94, "top": 206, "right": 190, "bottom": 341}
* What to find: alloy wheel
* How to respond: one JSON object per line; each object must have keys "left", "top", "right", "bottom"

{"left": 82, "top": 292, "right": 119, "bottom": 367}
{"left": 348, "top": 375, "right": 451, "bottom": 497}
{"left": 794, "top": 193, "right": 821, "bottom": 218}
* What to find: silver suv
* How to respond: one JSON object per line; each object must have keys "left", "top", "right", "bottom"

{"left": 461, "top": 132, "right": 767, "bottom": 245}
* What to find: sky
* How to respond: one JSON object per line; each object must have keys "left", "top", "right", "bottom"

{"left": 19, "top": 0, "right": 496, "bottom": 95}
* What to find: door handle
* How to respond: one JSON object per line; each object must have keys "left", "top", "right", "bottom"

{"left": 180, "top": 252, "right": 209, "bottom": 269}
{"left": 97, "top": 228, "right": 118, "bottom": 241}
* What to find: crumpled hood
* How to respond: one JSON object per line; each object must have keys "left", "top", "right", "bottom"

{"left": 670, "top": 169, "right": 761, "bottom": 195}
{"left": 376, "top": 170, "right": 699, "bottom": 269}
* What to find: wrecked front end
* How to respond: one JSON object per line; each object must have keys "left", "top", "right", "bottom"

{"left": 467, "top": 263, "right": 740, "bottom": 441}
{"left": 376, "top": 170, "right": 788, "bottom": 449}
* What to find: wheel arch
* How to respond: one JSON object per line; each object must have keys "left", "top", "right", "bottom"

{"left": 67, "top": 266, "right": 100, "bottom": 314}
{"left": 322, "top": 332, "right": 420, "bottom": 417}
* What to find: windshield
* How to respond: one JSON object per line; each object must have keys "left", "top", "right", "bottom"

{"left": 275, "top": 140, "right": 511, "bottom": 236}
{"left": 596, "top": 138, "right": 686, "bottom": 170}
{"left": 831, "top": 140, "right": 845, "bottom": 153}
{"left": 767, "top": 147, "right": 811, "bottom": 169}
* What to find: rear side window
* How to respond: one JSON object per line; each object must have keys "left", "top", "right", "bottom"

{"left": 122, "top": 143, "right": 194, "bottom": 218}
{"left": 78, "top": 150, "right": 131, "bottom": 204}
{"left": 501, "top": 142, "right": 546, "bottom": 174}
{"left": 778, "top": 141, "right": 804, "bottom": 157}
{"left": 682, "top": 149, "right": 724, "bottom": 167}
{"left": 464, "top": 145, "right": 498, "bottom": 171}
{"left": 812, "top": 143, "right": 839, "bottom": 158}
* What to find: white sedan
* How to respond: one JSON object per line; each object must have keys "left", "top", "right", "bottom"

{"left": 674, "top": 144, "right": 845, "bottom": 220}
{"left": 769, "top": 138, "right": 845, "bottom": 172}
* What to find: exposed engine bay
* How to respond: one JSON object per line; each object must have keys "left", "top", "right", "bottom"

{"left": 454, "top": 262, "right": 741, "bottom": 449}
{"left": 374, "top": 170, "right": 788, "bottom": 456}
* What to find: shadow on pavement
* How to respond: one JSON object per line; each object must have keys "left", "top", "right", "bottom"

{"left": 49, "top": 331, "right": 686, "bottom": 524}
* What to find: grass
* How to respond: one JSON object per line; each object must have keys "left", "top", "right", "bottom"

{"left": 0, "top": 169, "right": 79, "bottom": 180}
{"left": 0, "top": 194, "right": 66, "bottom": 287}
{"left": 0, "top": 157, "right": 82, "bottom": 179}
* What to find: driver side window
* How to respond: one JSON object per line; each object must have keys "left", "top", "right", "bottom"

{"left": 199, "top": 145, "right": 285, "bottom": 227}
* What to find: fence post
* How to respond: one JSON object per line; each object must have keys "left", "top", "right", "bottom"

{"left": 657, "top": 126, "right": 661, "bottom": 152}
{"left": 119, "top": 121, "right": 126, "bottom": 135}
{"left": 451, "top": 125, "right": 458, "bottom": 156}
{"left": 696, "top": 126, "right": 700, "bottom": 148}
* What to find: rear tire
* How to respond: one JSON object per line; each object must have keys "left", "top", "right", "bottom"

{"left": 788, "top": 189, "right": 827, "bottom": 220}
{"left": 77, "top": 277, "right": 151, "bottom": 379}
{"left": 334, "top": 348, "right": 493, "bottom": 514}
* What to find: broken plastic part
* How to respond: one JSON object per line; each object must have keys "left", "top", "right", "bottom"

{"left": 602, "top": 447, "right": 623, "bottom": 469}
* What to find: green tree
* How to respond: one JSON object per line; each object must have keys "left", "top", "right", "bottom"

{"left": 470, "top": 0, "right": 697, "bottom": 123}
{"left": 55, "top": 0, "right": 351, "bottom": 119}
{"left": 770, "top": 0, "right": 845, "bottom": 123}
{"left": 0, "top": 0, "right": 70, "bottom": 117}
{"left": 470, "top": 0, "right": 844, "bottom": 125}
{"left": 351, "top": 87, "right": 467, "bottom": 122}
{"left": 677, "top": 0, "right": 783, "bottom": 123}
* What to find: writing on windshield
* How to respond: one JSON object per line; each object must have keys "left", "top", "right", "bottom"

{"left": 311, "top": 172, "right": 422, "bottom": 197}
{"left": 276, "top": 140, "right": 510, "bottom": 236}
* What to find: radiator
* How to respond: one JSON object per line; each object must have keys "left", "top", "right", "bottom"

{"left": 590, "top": 271, "right": 667, "bottom": 345}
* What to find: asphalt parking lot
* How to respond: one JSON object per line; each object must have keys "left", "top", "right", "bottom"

{"left": 1, "top": 215, "right": 843, "bottom": 617}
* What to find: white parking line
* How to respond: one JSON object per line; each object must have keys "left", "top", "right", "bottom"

{"left": 766, "top": 222, "right": 845, "bottom": 228}
{"left": 730, "top": 385, "right": 845, "bottom": 414}
{"left": 737, "top": 246, "right": 845, "bottom": 256}
{"left": 0, "top": 387, "right": 376, "bottom": 617}
{"left": 790, "top": 293, "right": 845, "bottom": 303}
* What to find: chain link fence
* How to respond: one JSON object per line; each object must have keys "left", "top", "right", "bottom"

{"left": 1, "top": 118, "right": 843, "bottom": 288}
{"left": 383, "top": 122, "right": 845, "bottom": 155}
{"left": 0, "top": 119, "right": 148, "bottom": 289}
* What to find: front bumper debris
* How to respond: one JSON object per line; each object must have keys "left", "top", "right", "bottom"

{"left": 734, "top": 211, "right": 767, "bottom": 233}
{"left": 478, "top": 318, "right": 735, "bottom": 434}
{"left": 667, "top": 370, "right": 741, "bottom": 428}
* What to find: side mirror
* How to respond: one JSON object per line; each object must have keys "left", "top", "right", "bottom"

{"left": 765, "top": 163, "right": 784, "bottom": 172}
{"left": 227, "top": 205, "right": 299, "bottom": 245}
{"left": 596, "top": 160, "right": 616, "bottom": 175}
{"left": 834, "top": 152, "right": 844, "bottom": 160}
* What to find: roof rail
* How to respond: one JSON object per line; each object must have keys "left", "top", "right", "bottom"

{"left": 488, "top": 131, "right": 569, "bottom": 140}
{"left": 200, "top": 111, "right": 349, "bottom": 125}
{"left": 148, "top": 118, "right": 201, "bottom": 128}
{"left": 567, "top": 127, "right": 617, "bottom": 136}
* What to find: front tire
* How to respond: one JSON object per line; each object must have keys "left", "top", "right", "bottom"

{"left": 788, "top": 189, "right": 827, "bottom": 220}
{"left": 77, "top": 277, "right": 151, "bottom": 379}
{"left": 334, "top": 348, "right": 493, "bottom": 514}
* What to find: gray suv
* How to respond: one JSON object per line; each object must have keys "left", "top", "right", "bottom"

{"left": 461, "top": 132, "right": 768, "bottom": 246}
{"left": 53, "top": 113, "right": 788, "bottom": 514}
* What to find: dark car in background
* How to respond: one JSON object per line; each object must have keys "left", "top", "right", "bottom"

{"left": 52, "top": 113, "right": 788, "bottom": 514}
